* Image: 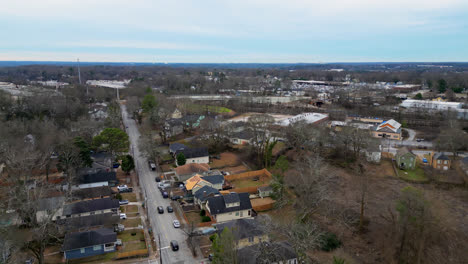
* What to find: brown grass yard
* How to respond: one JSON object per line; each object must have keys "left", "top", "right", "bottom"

{"left": 122, "top": 204, "right": 138, "bottom": 213}
{"left": 122, "top": 217, "right": 142, "bottom": 228}
{"left": 210, "top": 152, "right": 241, "bottom": 168}
{"left": 121, "top": 241, "right": 147, "bottom": 252}
{"left": 230, "top": 178, "right": 269, "bottom": 188}
{"left": 121, "top": 193, "right": 137, "bottom": 202}
{"left": 185, "top": 211, "right": 202, "bottom": 226}
{"left": 118, "top": 230, "right": 145, "bottom": 242}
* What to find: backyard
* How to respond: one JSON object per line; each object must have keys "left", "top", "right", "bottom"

{"left": 122, "top": 217, "right": 142, "bottom": 228}
{"left": 399, "top": 167, "right": 428, "bottom": 182}
{"left": 121, "top": 193, "right": 138, "bottom": 202}
{"left": 210, "top": 152, "right": 242, "bottom": 168}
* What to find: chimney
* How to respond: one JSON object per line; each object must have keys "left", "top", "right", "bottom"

{"left": 203, "top": 191, "right": 207, "bottom": 197}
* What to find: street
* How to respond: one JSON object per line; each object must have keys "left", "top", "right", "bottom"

{"left": 120, "top": 103, "right": 193, "bottom": 264}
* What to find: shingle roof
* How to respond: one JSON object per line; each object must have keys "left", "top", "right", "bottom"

{"left": 78, "top": 171, "right": 116, "bottom": 184}
{"left": 258, "top": 186, "right": 273, "bottom": 192}
{"left": 62, "top": 228, "right": 117, "bottom": 251}
{"left": 215, "top": 218, "right": 264, "bottom": 240}
{"left": 223, "top": 193, "right": 240, "bottom": 204}
{"left": 37, "top": 196, "right": 65, "bottom": 211}
{"left": 397, "top": 147, "right": 414, "bottom": 157}
{"left": 237, "top": 241, "right": 297, "bottom": 264}
{"left": 169, "top": 143, "right": 187, "bottom": 153}
{"left": 175, "top": 163, "right": 210, "bottom": 175}
{"left": 176, "top": 147, "right": 209, "bottom": 159}
{"left": 56, "top": 212, "right": 119, "bottom": 230}
{"left": 231, "top": 129, "right": 254, "bottom": 140}
{"left": 62, "top": 198, "right": 119, "bottom": 215}
{"left": 185, "top": 175, "right": 208, "bottom": 191}
{"left": 193, "top": 186, "right": 220, "bottom": 202}
{"left": 433, "top": 152, "right": 450, "bottom": 160}
{"left": 207, "top": 193, "right": 252, "bottom": 215}
{"left": 72, "top": 186, "right": 112, "bottom": 200}
{"left": 202, "top": 174, "right": 224, "bottom": 185}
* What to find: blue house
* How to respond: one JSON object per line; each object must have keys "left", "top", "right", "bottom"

{"left": 62, "top": 228, "right": 117, "bottom": 260}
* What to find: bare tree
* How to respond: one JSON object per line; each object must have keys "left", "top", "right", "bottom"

{"left": 247, "top": 114, "right": 275, "bottom": 166}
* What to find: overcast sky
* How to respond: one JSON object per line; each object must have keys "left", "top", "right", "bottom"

{"left": 0, "top": 0, "right": 467, "bottom": 62}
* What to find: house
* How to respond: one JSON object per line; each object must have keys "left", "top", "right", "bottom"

{"left": 396, "top": 147, "right": 416, "bottom": 170}
{"left": 193, "top": 185, "right": 220, "bottom": 207}
{"left": 432, "top": 152, "right": 451, "bottom": 170}
{"left": 258, "top": 186, "right": 273, "bottom": 198}
{"left": 201, "top": 174, "right": 225, "bottom": 190}
{"left": 62, "top": 228, "right": 117, "bottom": 260}
{"left": 214, "top": 218, "right": 268, "bottom": 249}
{"left": 364, "top": 144, "right": 382, "bottom": 163}
{"left": 185, "top": 174, "right": 224, "bottom": 193}
{"left": 181, "top": 115, "right": 205, "bottom": 128}
{"left": 169, "top": 143, "right": 187, "bottom": 155}
{"left": 72, "top": 186, "right": 113, "bottom": 201}
{"left": 74, "top": 171, "right": 117, "bottom": 190}
{"left": 175, "top": 147, "right": 209, "bottom": 166}
{"left": 60, "top": 198, "right": 119, "bottom": 220}
{"left": 56, "top": 212, "right": 120, "bottom": 233}
{"left": 372, "top": 119, "right": 402, "bottom": 140}
{"left": 164, "top": 119, "right": 184, "bottom": 137}
{"left": 237, "top": 241, "right": 298, "bottom": 264}
{"left": 171, "top": 109, "right": 182, "bottom": 119}
{"left": 206, "top": 193, "right": 252, "bottom": 223}
{"left": 90, "top": 152, "right": 114, "bottom": 170}
{"left": 36, "top": 196, "right": 66, "bottom": 223}
{"left": 175, "top": 163, "right": 210, "bottom": 182}
{"left": 230, "top": 129, "right": 255, "bottom": 145}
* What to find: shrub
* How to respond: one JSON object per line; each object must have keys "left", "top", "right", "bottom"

{"left": 209, "top": 234, "right": 217, "bottom": 242}
{"left": 115, "top": 193, "right": 122, "bottom": 200}
{"left": 131, "top": 232, "right": 137, "bottom": 236}
{"left": 333, "top": 256, "right": 346, "bottom": 264}
{"left": 200, "top": 209, "right": 206, "bottom": 216}
{"left": 320, "top": 232, "right": 342, "bottom": 252}
{"left": 201, "top": 216, "right": 211, "bottom": 222}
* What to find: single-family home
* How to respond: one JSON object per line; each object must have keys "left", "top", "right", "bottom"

{"left": 396, "top": 147, "right": 416, "bottom": 170}
{"left": 36, "top": 196, "right": 66, "bottom": 223}
{"left": 175, "top": 147, "right": 209, "bottom": 166}
{"left": 72, "top": 186, "right": 113, "bottom": 201}
{"left": 169, "top": 143, "right": 187, "bottom": 156}
{"left": 56, "top": 212, "right": 120, "bottom": 233}
{"left": 237, "top": 241, "right": 298, "bottom": 264}
{"left": 214, "top": 218, "right": 268, "bottom": 249}
{"left": 185, "top": 174, "right": 224, "bottom": 193}
{"left": 62, "top": 228, "right": 118, "bottom": 260}
{"left": 60, "top": 198, "right": 119, "bottom": 220}
{"left": 193, "top": 185, "right": 220, "bottom": 207}
{"left": 201, "top": 174, "right": 225, "bottom": 190}
{"left": 90, "top": 152, "right": 114, "bottom": 170}
{"left": 164, "top": 119, "right": 184, "bottom": 137}
{"left": 372, "top": 119, "right": 402, "bottom": 140}
{"left": 73, "top": 170, "right": 117, "bottom": 190}
{"left": 206, "top": 193, "right": 253, "bottom": 223}
{"left": 230, "top": 129, "right": 255, "bottom": 145}
{"left": 432, "top": 152, "right": 451, "bottom": 170}
{"left": 175, "top": 163, "right": 210, "bottom": 182}
{"left": 258, "top": 186, "right": 273, "bottom": 198}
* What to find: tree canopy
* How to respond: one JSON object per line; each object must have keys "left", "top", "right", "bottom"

{"left": 176, "top": 153, "right": 186, "bottom": 166}
{"left": 92, "top": 128, "right": 129, "bottom": 155}
{"left": 121, "top": 154, "right": 135, "bottom": 174}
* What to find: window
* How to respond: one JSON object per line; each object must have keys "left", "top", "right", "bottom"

{"left": 80, "top": 248, "right": 85, "bottom": 253}
{"left": 240, "top": 211, "right": 243, "bottom": 217}
{"left": 235, "top": 212, "right": 239, "bottom": 216}
{"left": 444, "top": 160, "right": 448, "bottom": 164}
{"left": 93, "top": 245, "right": 101, "bottom": 251}
{"left": 56, "top": 216, "right": 61, "bottom": 220}
{"left": 437, "top": 160, "right": 441, "bottom": 164}
{"left": 248, "top": 210, "right": 250, "bottom": 216}
{"left": 394, "top": 135, "right": 398, "bottom": 138}
{"left": 66, "top": 215, "right": 71, "bottom": 218}
{"left": 248, "top": 237, "right": 254, "bottom": 242}
{"left": 192, "top": 160, "right": 195, "bottom": 162}
{"left": 90, "top": 212, "right": 95, "bottom": 215}
{"left": 377, "top": 134, "right": 382, "bottom": 137}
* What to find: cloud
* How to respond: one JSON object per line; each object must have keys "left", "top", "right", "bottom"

{"left": 58, "top": 40, "right": 221, "bottom": 51}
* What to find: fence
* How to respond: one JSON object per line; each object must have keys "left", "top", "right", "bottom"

{"left": 225, "top": 168, "right": 272, "bottom": 181}
{"left": 116, "top": 249, "right": 149, "bottom": 260}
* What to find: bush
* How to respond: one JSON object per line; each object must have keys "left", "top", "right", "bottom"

{"left": 209, "top": 234, "right": 217, "bottom": 242}
{"left": 200, "top": 209, "right": 206, "bottom": 216}
{"left": 320, "top": 232, "right": 342, "bottom": 252}
{"left": 201, "top": 216, "right": 211, "bottom": 222}
{"left": 115, "top": 193, "right": 122, "bottom": 200}
{"left": 131, "top": 232, "right": 137, "bottom": 236}
{"left": 333, "top": 256, "right": 346, "bottom": 264}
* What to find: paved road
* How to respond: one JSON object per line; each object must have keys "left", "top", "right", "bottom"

{"left": 404, "top": 128, "right": 416, "bottom": 141}
{"left": 120, "top": 103, "right": 193, "bottom": 264}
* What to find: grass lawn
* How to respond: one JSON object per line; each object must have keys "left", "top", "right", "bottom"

{"left": 122, "top": 217, "right": 142, "bottom": 228}
{"left": 123, "top": 205, "right": 139, "bottom": 213}
{"left": 185, "top": 211, "right": 202, "bottom": 226}
{"left": 186, "top": 104, "right": 232, "bottom": 114}
{"left": 68, "top": 252, "right": 117, "bottom": 264}
{"left": 126, "top": 212, "right": 139, "bottom": 217}
{"left": 399, "top": 167, "right": 428, "bottom": 182}
{"left": 231, "top": 179, "right": 268, "bottom": 188}
{"left": 121, "top": 193, "right": 137, "bottom": 202}
{"left": 118, "top": 230, "right": 145, "bottom": 242}
{"left": 122, "top": 241, "right": 147, "bottom": 252}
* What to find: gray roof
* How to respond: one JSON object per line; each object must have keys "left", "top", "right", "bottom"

{"left": 78, "top": 171, "right": 116, "bottom": 184}
{"left": 433, "top": 153, "right": 450, "bottom": 161}
{"left": 62, "top": 228, "right": 116, "bottom": 251}
{"left": 193, "top": 185, "right": 220, "bottom": 202}
{"left": 72, "top": 186, "right": 112, "bottom": 200}
{"left": 223, "top": 193, "right": 240, "bottom": 204}
{"left": 56, "top": 212, "right": 119, "bottom": 230}
{"left": 215, "top": 218, "right": 264, "bottom": 240}
{"left": 176, "top": 147, "right": 209, "bottom": 159}
{"left": 396, "top": 147, "right": 414, "bottom": 157}
{"left": 37, "top": 196, "right": 65, "bottom": 211}
{"left": 258, "top": 186, "right": 273, "bottom": 192}
{"left": 231, "top": 129, "right": 254, "bottom": 140}
{"left": 63, "top": 198, "right": 119, "bottom": 216}
{"left": 169, "top": 143, "right": 187, "bottom": 153}
{"left": 207, "top": 193, "right": 252, "bottom": 215}
{"left": 237, "top": 241, "right": 297, "bottom": 264}
{"left": 202, "top": 175, "right": 224, "bottom": 185}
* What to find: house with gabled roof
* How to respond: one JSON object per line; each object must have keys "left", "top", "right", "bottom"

{"left": 175, "top": 163, "right": 210, "bottom": 182}
{"left": 175, "top": 147, "right": 209, "bottom": 166}
{"left": 193, "top": 185, "right": 220, "bottom": 207}
{"left": 372, "top": 119, "right": 402, "bottom": 140}
{"left": 60, "top": 198, "right": 119, "bottom": 220}
{"left": 214, "top": 218, "right": 268, "bottom": 249}
{"left": 396, "top": 147, "right": 416, "bottom": 170}
{"left": 431, "top": 152, "right": 451, "bottom": 170}
{"left": 206, "top": 193, "right": 252, "bottom": 223}
{"left": 62, "top": 228, "right": 117, "bottom": 260}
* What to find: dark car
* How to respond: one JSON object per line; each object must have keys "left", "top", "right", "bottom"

{"left": 167, "top": 206, "right": 173, "bottom": 213}
{"left": 170, "top": 240, "right": 179, "bottom": 251}
{"left": 157, "top": 206, "right": 164, "bottom": 214}
{"left": 171, "top": 195, "right": 183, "bottom": 201}
{"left": 162, "top": 192, "right": 169, "bottom": 199}
{"left": 155, "top": 177, "right": 161, "bottom": 182}
{"left": 119, "top": 187, "right": 133, "bottom": 193}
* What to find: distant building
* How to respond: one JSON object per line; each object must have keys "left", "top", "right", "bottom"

{"left": 175, "top": 147, "right": 209, "bottom": 166}
{"left": 372, "top": 119, "right": 402, "bottom": 140}
{"left": 278, "top": 113, "right": 328, "bottom": 126}
{"left": 400, "top": 99, "right": 462, "bottom": 111}
{"left": 396, "top": 147, "right": 416, "bottom": 170}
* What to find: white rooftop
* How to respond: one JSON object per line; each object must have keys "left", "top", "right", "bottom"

{"left": 278, "top": 112, "right": 328, "bottom": 126}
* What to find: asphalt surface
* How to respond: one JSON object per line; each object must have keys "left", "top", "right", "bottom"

{"left": 120, "top": 103, "right": 193, "bottom": 264}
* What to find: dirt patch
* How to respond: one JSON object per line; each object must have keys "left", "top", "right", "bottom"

{"left": 122, "top": 218, "right": 142, "bottom": 228}
{"left": 223, "top": 165, "right": 249, "bottom": 174}
{"left": 122, "top": 205, "right": 139, "bottom": 213}
{"left": 185, "top": 211, "right": 202, "bottom": 226}
{"left": 210, "top": 152, "right": 241, "bottom": 168}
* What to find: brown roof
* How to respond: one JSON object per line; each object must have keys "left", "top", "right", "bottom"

{"left": 175, "top": 163, "right": 210, "bottom": 175}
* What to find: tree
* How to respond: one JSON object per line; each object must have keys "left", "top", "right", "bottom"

{"left": 247, "top": 114, "right": 275, "bottom": 166}
{"left": 211, "top": 228, "right": 238, "bottom": 264}
{"left": 435, "top": 127, "right": 467, "bottom": 156}
{"left": 92, "top": 128, "right": 129, "bottom": 155}
{"left": 413, "top": 93, "right": 423, "bottom": 100}
{"left": 437, "top": 79, "right": 447, "bottom": 93}
{"left": 139, "top": 135, "right": 161, "bottom": 163}
{"left": 354, "top": 163, "right": 369, "bottom": 232}
{"left": 121, "top": 154, "right": 135, "bottom": 175}
{"left": 56, "top": 140, "right": 83, "bottom": 198}
{"left": 142, "top": 94, "right": 157, "bottom": 113}
{"left": 176, "top": 153, "right": 186, "bottom": 166}
{"left": 73, "top": 136, "right": 93, "bottom": 167}
{"left": 274, "top": 155, "right": 289, "bottom": 173}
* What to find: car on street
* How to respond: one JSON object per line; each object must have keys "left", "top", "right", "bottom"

{"left": 157, "top": 206, "right": 164, "bottom": 214}
{"left": 155, "top": 177, "right": 161, "bottom": 182}
{"left": 162, "top": 191, "right": 169, "bottom": 199}
{"left": 119, "top": 213, "right": 127, "bottom": 219}
{"left": 167, "top": 206, "right": 173, "bottom": 213}
{"left": 117, "top": 185, "right": 128, "bottom": 191}
{"left": 170, "top": 240, "right": 179, "bottom": 251}
{"left": 173, "top": 219, "right": 181, "bottom": 228}
{"left": 148, "top": 160, "right": 156, "bottom": 171}
{"left": 119, "top": 199, "right": 129, "bottom": 205}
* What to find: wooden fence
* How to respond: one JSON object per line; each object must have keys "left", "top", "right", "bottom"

{"left": 225, "top": 168, "right": 272, "bottom": 181}
{"left": 116, "top": 249, "right": 149, "bottom": 260}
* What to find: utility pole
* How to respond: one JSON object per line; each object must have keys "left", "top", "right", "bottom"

{"left": 158, "top": 234, "right": 162, "bottom": 264}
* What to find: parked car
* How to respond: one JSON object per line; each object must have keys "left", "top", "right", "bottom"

{"left": 119, "top": 213, "right": 127, "bottom": 219}
{"left": 171, "top": 195, "right": 183, "bottom": 201}
{"left": 119, "top": 187, "right": 133, "bottom": 193}
{"left": 148, "top": 161, "right": 156, "bottom": 171}
{"left": 170, "top": 240, "right": 179, "bottom": 251}
{"left": 167, "top": 206, "right": 173, "bottom": 213}
{"left": 119, "top": 199, "right": 129, "bottom": 205}
{"left": 173, "top": 220, "right": 180, "bottom": 228}
{"left": 162, "top": 192, "right": 169, "bottom": 199}
{"left": 157, "top": 206, "right": 164, "bottom": 214}
{"left": 155, "top": 177, "right": 161, "bottom": 182}
{"left": 117, "top": 185, "right": 128, "bottom": 191}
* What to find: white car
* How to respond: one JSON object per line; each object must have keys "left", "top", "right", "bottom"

{"left": 120, "top": 213, "right": 127, "bottom": 219}
{"left": 173, "top": 220, "right": 180, "bottom": 228}
{"left": 117, "top": 185, "right": 128, "bottom": 191}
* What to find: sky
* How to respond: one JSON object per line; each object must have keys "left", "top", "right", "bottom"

{"left": 0, "top": 0, "right": 467, "bottom": 63}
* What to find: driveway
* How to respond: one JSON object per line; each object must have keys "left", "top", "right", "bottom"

{"left": 120, "top": 103, "right": 194, "bottom": 264}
